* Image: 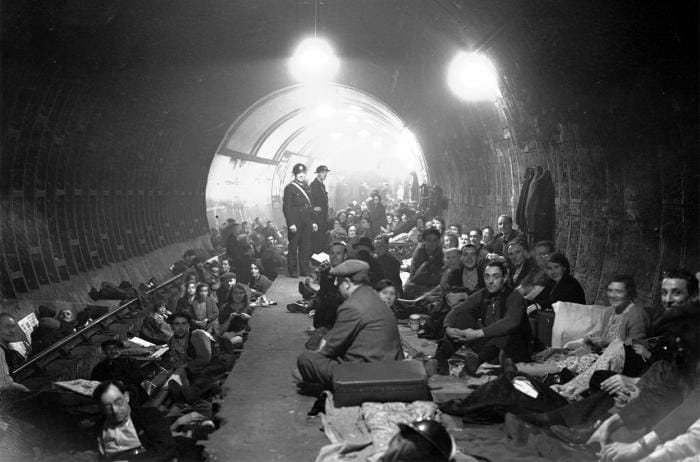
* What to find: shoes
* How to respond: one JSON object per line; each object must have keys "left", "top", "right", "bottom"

{"left": 458, "top": 351, "right": 481, "bottom": 377}
{"left": 296, "top": 381, "right": 325, "bottom": 397}
{"left": 307, "top": 392, "right": 327, "bottom": 416}
{"left": 287, "top": 302, "right": 311, "bottom": 314}
{"left": 550, "top": 423, "right": 596, "bottom": 444}
{"left": 504, "top": 413, "right": 544, "bottom": 445}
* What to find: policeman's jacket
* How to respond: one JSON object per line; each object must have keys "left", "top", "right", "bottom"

{"left": 282, "top": 180, "right": 315, "bottom": 228}
{"left": 310, "top": 178, "right": 329, "bottom": 218}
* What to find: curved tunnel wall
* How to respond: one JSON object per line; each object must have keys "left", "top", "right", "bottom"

{"left": 1, "top": 0, "right": 697, "bottom": 306}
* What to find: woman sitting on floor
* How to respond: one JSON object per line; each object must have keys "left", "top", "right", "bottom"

{"left": 217, "top": 283, "right": 253, "bottom": 349}
{"left": 182, "top": 283, "right": 219, "bottom": 334}
{"left": 248, "top": 262, "right": 272, "bottom": 301}
{"left": 518, "top": 253, "right": 586, "bottom": 315}
{"left": 551, "top": 274, "right": 649, "bottom": 399}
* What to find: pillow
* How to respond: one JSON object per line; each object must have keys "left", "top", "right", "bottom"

{"left": 551, "top": 302, "right": 612, "bottom": 348}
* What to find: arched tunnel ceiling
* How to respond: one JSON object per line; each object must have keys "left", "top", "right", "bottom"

{"left": 216, "top": 84, "right": 425, "bottom": 171}
{"left": 0, "top": 0, "right": 697, "bottom": 303}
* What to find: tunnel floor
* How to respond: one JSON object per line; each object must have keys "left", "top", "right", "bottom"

{"left": 204, "top": 276, "right": 328, "bottom": 462}
{"left": 203, "top": 276, "right": 549, "bottom": 462}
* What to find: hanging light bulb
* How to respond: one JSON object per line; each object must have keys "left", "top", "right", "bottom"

{"left": 289, "top": 37, "right": 340, "bottom": 83}
{"left": 447, "top": 51, "right": 501, "bottom": 101}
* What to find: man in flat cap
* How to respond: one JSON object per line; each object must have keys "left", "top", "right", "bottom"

{"left": 296, "top": 259, "right": 403, "bottom": 389}
{"left": 283, "top": 163, "right": 318, "bottom": 277}
{"left": 310, "top": 165, "right": 331, "bottom": 253}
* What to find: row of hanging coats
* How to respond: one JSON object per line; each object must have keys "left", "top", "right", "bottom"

{"left": 515, "top": 166, "right": 556, "bottom": 244}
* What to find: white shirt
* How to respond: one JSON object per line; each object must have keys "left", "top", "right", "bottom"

{"left": 99, "top": 416, "right": 142, "bottom": 457}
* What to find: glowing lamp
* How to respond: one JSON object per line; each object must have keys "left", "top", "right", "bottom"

{"left": 289, "top": 37, "right": 340, "bottom": 83}
{"left": 447, "top": 51, "right": 500, "bottom": 101}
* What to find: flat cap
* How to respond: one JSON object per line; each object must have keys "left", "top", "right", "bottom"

{"left": 220, "top": 272, "right": 237, "bottom": 280}
{"left": 315, "top": 165, "right": 330, "bottom": 173}
{"left": 329, "top": 259, "right": 370, "bottom": 277}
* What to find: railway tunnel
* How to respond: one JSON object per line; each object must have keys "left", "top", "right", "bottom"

{"left": 0, "top": 1, "right": 698, "bottom": 461}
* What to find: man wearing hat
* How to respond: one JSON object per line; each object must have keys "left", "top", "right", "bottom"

{"left": 296, "top": 259, "right": 403, "bottom": 388}
{"left": 283, "top": 163, "right": 318, "bottom": 277}
{"left": 216, "top": 271, "right": 237, "bottom": 307}
{"left": 310, "top": 165, "right": 330, "bottom": 253}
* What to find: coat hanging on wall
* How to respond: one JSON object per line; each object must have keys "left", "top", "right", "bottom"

{"left": 516, "top": 167, "right": 536, "bottom": 234}
{"left": 525, "top": 167, "right": 556, "bottom": 243}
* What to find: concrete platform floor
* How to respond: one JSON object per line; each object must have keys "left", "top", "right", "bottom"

{"left": 204, "top": 276, "right": 327, "bottom": 462}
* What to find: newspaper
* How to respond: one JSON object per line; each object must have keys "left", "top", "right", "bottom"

{"left": 126, "top": 336, "right": 157, "bottom": 348}
{"left": 17, "top": 312, "right": 39, "bottom": 344}
{"left": 55, "top": 379, "right": 102, "bottom": 397}
{"left": 311, "top": 252, "right": 330, "bottom": 265}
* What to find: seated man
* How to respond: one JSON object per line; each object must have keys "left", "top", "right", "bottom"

{"left": 305, "top": 242, "right": 347, "bottom": 331}
{"left": 31, "top": 305, "right": 63, "bottom": 355}
{"left": 93, "top": 380, "right": 176, "bottom": 461}
{"left": 397, "top": 248, "right": 465, "bottom": 316}
{"left": 296, "top": 260, "right": 403, "bottom": 389}
{"left": 403, "top": 228, "right": 444, "bottom": 298}
{"left": 258, "top": 235, "right": 286, "bottom": 280}
{"left": 166, "top": 312, "right": 216, "bottom": 373}
{"left": 166, "top": 312, "right": 225, "bottom": 403}
{"left": 488, "top": 215, "right": 526, "bottom": 260}
{"left": 140, "top": 302, "right": 173, "bottom": 344}
{"left": 435, "top": 261, "right": 531, "bottom": 375}
{"left": 91, "top": 340, "right": 148, "bottom": 404}
{"left": 170, "top": 249, "right": 196, "bottom": 275}
{"left": 374, "top": 237, "right": 403, "bottom": 298}
{"left": 505, "top": 239, "right": 538, "bottom": 288}
{"left": 532, "top": 240, "right": 556, "bottom": 270}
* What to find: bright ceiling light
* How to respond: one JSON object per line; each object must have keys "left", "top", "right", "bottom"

{"left": 314, "top": 103, "right": 335, "bottom": 118}
{"left": 447, "top": 51, "right": 501, "bottom": 101}
{"left": 289, "top": 37, "right": 340, "bottom": 83}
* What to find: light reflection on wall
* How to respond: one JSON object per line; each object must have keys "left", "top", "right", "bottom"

{"left": 206, "top": 155, "right": 275, "bottom": 228}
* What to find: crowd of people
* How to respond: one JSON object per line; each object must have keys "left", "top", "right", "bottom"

{"left": 1, "top": 163, "right": 699, "bottom": 461}
{"left": 279, "top": 163, "right": 700, "bottom": 461}
{"left": 0, "top": 238, "right": 285, "bottom": 461}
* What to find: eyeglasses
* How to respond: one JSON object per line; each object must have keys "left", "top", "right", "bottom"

{"left": 102, "top": 397, "right": 126, "bottom": 410}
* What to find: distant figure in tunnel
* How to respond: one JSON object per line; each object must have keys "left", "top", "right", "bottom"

{"left": 283, "top": 163, "right": 318, "bottom": 277}
{"left": 310, "top": 165, "right": 331, "bottom": 253}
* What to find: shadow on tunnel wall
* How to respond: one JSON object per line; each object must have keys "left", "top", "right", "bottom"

{"left": 1, "top": 0, "right": 697, "bottom": 306}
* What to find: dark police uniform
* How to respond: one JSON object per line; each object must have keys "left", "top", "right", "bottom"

{"left": 283, "top": 175, "right": 315, "bottom": 277}
{"left": 310, "top": 175, "right": 329, "bottom": 253}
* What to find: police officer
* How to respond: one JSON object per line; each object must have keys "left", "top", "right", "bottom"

{"left": 283, "top": 163, "right": 317, "bottom": 277}
{"left": 310, "top": 165, "right": 330, "bottom": 253}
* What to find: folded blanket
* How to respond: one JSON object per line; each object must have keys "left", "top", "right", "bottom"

{"left": 551, "top": 302, "right": 612, "bottom": 348}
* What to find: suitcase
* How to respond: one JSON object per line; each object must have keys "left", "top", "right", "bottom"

{"left": 332, "top": 359, "right": 431, "bottom": 407}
